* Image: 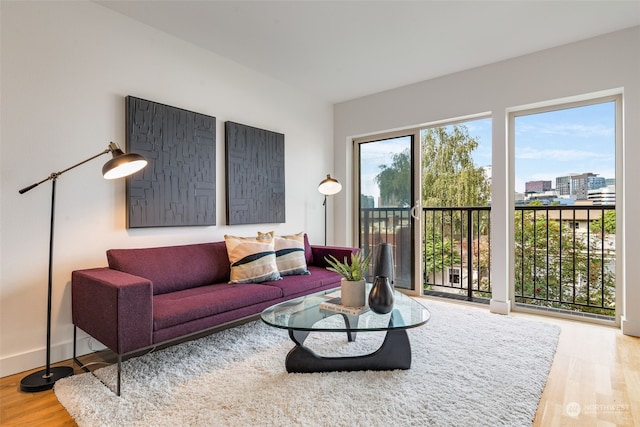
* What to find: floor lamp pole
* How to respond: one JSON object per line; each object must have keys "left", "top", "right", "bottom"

{"left": 46, "top": 178, "right": 56, "bottom": 376}
{"left": 20, "top": 177, "right": 74, "bottom": 392}
{"left": 17, "top": 142, "right": 147, "bottom": 392}
{"left": 323, "top": 194, "right": 328, "bottom": 245}
{"left": 317, "top": 173, "right": 341, "bottom": 247}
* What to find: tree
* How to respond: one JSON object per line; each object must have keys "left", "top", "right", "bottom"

{"left": 374, "top": 149, "right": 411, "bottom": 207}
{"left": 419, "top": 125, "right": 490, "bottom": 293}
{"left": 372, "top": 124, "right": 490, "bottom": 208}
{"left": 590, "top": 209, "right": 616, "bottom": 235}
{"left": 421, "top": 125, "right": 490, "bottom": 207}
{"left": 372, "top": 124, "right": 491, "bottom": 296}
{"left": 514, "top": 208, "right": 615, "bottom": 316}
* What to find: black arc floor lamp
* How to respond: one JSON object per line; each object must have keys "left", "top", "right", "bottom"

{"left": 318, "top": 174, "right": 342, "bottom": 245}
{"left": 18, "top": 142, "right": 147, "bottom": 392}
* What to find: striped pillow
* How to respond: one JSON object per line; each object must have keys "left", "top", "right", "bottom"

{"left": 224, "top": 234, "right": 281, "bottom": 284}
{"left": 259, "top": 231, "right": 310, "bottom": 276}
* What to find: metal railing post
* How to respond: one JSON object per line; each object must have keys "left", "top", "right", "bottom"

{"left": 466, "top": 209, "right": 473, "bottom": 300}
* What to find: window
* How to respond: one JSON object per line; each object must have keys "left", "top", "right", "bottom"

{"left": 448, "top": 267, "right": 461, "bottom": 285}
{"left": 514, "top": 100, "right": 615, "bottom": 206}
{"left": 512, "top": 94, "right": 619, "bottom": 318}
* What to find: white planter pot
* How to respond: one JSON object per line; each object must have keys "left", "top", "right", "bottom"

{"left": 340, "top": 279, "right": 366, "bottom": 307}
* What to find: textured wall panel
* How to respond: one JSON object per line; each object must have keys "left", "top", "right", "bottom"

{"left": 126, "top": 96, "right": 216, "bottom": 228}
{"left": 225, "top": 122, "right": 285, "bottom": 225}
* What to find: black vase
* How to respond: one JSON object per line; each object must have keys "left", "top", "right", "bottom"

{"left": 374, "top": 243, "right": 395, "bottom": 289}
{"left": 368, "top": 275, "right": 394, "bottom": 314}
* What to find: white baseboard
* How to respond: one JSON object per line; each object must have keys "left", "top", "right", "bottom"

{"left": 489, "top": 299, "right": 512, "bottom": 315}
{"left": 621, "top": 316, "right": 640, "bottom": 337}
{"left": 0, "top": 335, "right": 97, "bottom": 378}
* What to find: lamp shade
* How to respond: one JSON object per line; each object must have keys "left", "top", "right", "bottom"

{"left": 102, "top": 143, "right": 147, "bottom": 179}
{"left": 318, "top": 174, "right": 342, "bottom": 196}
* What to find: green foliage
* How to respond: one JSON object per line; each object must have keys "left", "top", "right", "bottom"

{"left": 422, "top": 232, "right": 461, "bottom": 275}
{"left": 590, "top": 209, "right": 616, "bottom": 235}
{"left": 371, "top": 124, "right": 489, "bottom": 209}
{"left": 325, "top": 251, "right": 371, "bottom": 281}
{"left": 374, "top": 149, "right": 411, "bottom": 207}
{"left": 514, "top": 209, "right": 616, "bottom": 316}
{"left": 421, "top": 125, "right": 490, "bottom": 207}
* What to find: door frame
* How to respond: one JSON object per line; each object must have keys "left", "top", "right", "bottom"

{"left": 352, "top": 129, "right": 422, "bottom": 296}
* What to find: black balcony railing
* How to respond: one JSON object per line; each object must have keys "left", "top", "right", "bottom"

{"left": 360, "top": 207, "right": 413, "bottom": 289}
{"left": 514, "top": 205, "right": 615, "bottom": 318}
{"left": 360, "top": 205, "right": 616, "bottom": 319}
{"left": 421, "top": 207, "right": 491, "bottom": 301}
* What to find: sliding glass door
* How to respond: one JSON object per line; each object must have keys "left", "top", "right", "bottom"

{"left": 356, "top": 134, "right": 417, "bottom": 291}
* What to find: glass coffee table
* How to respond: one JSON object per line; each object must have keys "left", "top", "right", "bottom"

{"left": 260, "top": 287, "right": 430, "bottom": 373}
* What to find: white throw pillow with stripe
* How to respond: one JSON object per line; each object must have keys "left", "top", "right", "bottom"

{"left": 224, "top": 234, "right": 281, "bottom": 283}
{"left": 274, "top": 232, "right": 310, "bottom": 276}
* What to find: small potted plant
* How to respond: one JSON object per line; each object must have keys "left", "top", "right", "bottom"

{"left": 325, "top": 251, "right": 371, "bottom": 307}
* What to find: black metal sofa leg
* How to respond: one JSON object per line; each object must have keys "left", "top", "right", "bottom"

{"left": 117, "top": 354, "right": 121, "bottom": 396}
{"left": 72, "top": 325, "right": 123, "bottom": 397}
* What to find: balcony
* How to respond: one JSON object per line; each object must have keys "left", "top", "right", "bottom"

{"left": 360, "top": 205, "right": 616, "bottom": 320}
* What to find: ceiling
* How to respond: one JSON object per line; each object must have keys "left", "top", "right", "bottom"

{"left": 96, "top": 1, "right": 640, "bottom": 104}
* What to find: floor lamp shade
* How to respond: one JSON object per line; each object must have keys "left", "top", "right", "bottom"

{"left": 18, "top": 142, "right": 147, "bottom": 392}
{"left": 318, "top": 174, "right": 342, "bottom": 196}
{"left": 318, "top": 174, "right": 342, "bottom": 245}
{"left": 103, "top": 142, "right": 147, "bottom": 179}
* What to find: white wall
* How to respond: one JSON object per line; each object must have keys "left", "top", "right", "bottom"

{"left": 333, "top": 27, "right": 640, "bottom": 335}
{"left": 0, "top": 1, "right": 334, "bottom": 376}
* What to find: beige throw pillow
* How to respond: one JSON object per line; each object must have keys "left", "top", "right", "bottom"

{"left": 224, "top": 234, "right": 281, "bottom": 283}
{"left": 258, "top": 231, "right": 310, "bottom": 276}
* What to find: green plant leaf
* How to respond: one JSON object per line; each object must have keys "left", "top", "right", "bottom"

{"left": 325, "top": 251, "right": 370, "bottom": 281}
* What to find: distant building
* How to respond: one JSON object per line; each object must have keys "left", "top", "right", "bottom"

{"left": 519, "top": 173, "right": 613, "bottom": 206}
{"left": 361, "top": 194, "right": 375, "bottom": 208}
{"left": 554, "top": 196, "right": 578, "bottom": 206}
{"left": 526, "top": 190, "right": 559, "bottom": 204}
{"left": 525, "top": 180, "right": 552, "bottom": 194}
{"left": 556, "top": 174, "right": 578, "bottom": 196}
{"left": 557, "top": 172, "right": 606, "bottom": 200}
{"left": 572, "top": 173, "right": 606, "bottom": 199}
{"left": 588, "top": 185, "right": 615, "bottom": 205}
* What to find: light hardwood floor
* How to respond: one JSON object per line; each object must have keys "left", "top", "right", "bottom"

{"left": 528, "top": 313, "right": 640, "bottom": 426}
{"left": 1, "top": 301, "right": 639, "bottom": 426}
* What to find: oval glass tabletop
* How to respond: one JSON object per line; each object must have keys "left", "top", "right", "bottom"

{"left": 260, "top": 286, "right": 430, "bottom": 333}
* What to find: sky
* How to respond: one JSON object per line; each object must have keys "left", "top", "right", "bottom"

{"left": 359, "top": 136, "right": 411, "bottom": 204}
{"left": 512, "top": 101, "right": 615, "bottom": 194}
{"left": 359, "top": 100, "right": 616, "bottom": 203}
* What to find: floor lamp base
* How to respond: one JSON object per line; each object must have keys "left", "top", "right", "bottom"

{"left": 20, "top": 366, "right": 74, "bottom": 392}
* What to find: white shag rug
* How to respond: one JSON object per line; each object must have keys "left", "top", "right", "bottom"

{"left": 55, "top": 299, "right": 560, "bottom": 427}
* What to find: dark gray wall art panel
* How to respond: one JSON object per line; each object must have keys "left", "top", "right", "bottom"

{"left": 126, "top": 96, "right": 216, "bottom": 228}
{"left": 225, "top": 122, "right": 285, "bottom": 225}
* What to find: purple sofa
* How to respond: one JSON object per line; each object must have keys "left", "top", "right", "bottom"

{"left": 71, "top": 235, "right": 355, "bottom": 394}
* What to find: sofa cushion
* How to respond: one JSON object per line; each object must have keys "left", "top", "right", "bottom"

{"left": 153, "top": 283, "right": 282, "bottom": 331}
{"left": 107, "top": 242, "right": 231, "bottom": 295}
{"left": 224, "top": 234, "right": 281, "bottom": 283}
{"left": 260, "top": 266, "right": 341, "bottom": 297}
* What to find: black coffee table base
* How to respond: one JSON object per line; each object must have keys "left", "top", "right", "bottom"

{"left": 285, "top": 327, "right": 412, "bottom": 373}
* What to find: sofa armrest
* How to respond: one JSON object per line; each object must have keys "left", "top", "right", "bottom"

{"left": 72, "top": 268, "right": 153, "bottom": 355}
{"left": 310, "top": 245, "right": 359, "bottom": 268}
